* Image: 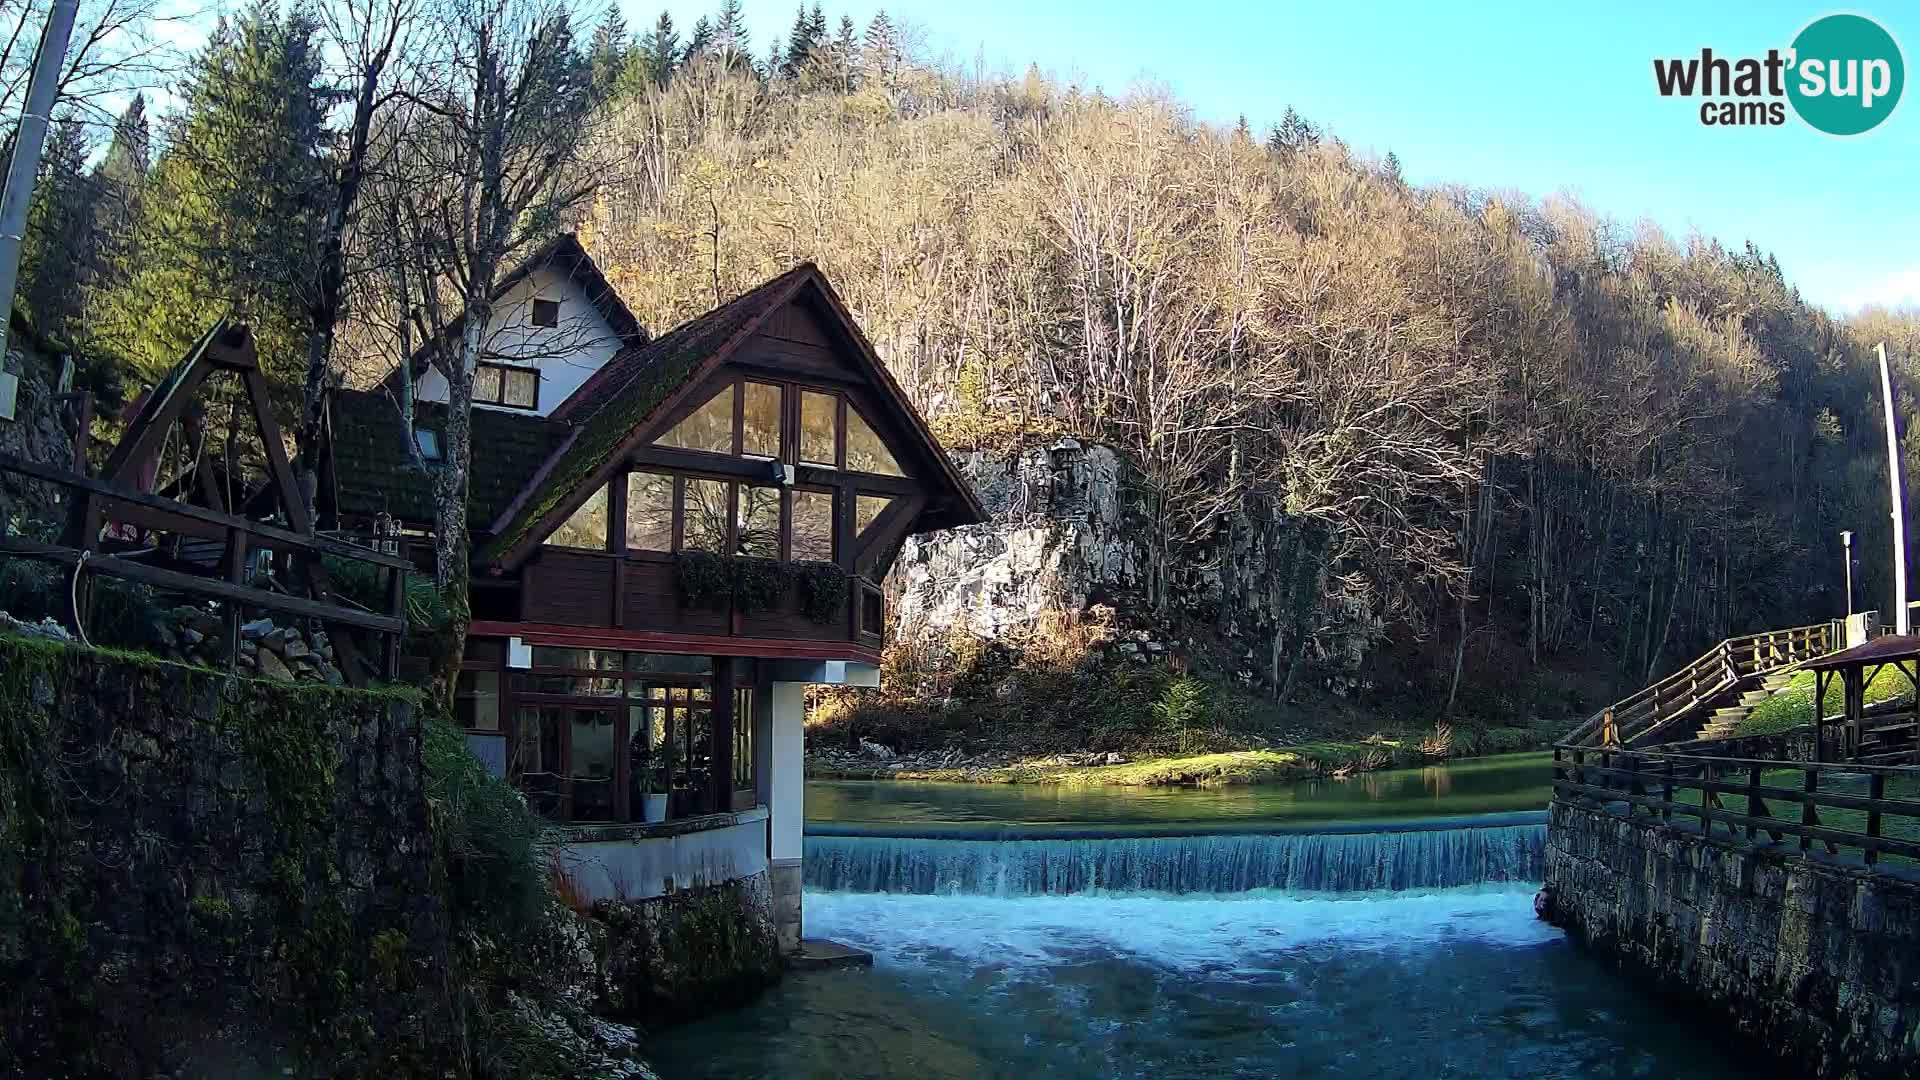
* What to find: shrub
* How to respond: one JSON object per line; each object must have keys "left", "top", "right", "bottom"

{"left": 321, "top": 555, "right": 448, "bottom": 634}
{"left": 793, "top": 560, "right": 846, "bottom": 624}
{"left": 674, "top": 551, "right": 732, "bottom": 610}
{"left": 731, "top": 556, "right": 788, "bottom": 614}
{"left": 0, "top": 560, "right": 57, "bottom": 622}
{"left": 1150, "top": 675, "right": 1211, "bottom": 755}
{"left": 423, "top": 717, "right": 549, "bottom": 943}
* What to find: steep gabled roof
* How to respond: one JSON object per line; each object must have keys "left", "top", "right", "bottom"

{"left": 475, "top": 264, "right": 986, "bottom": 570}
{"left": 395, "top": 233, "right": 648, "bottom": 385}
{"left": 326, "top": 389, "right": 572, "bottom": 527}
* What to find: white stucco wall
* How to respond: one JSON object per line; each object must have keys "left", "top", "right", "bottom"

{"left": 415, "top": 266, "right": 622, "bottom": 417}
{"left": 769, "top": 681, "right": 806, "bottom": 864}
{"left": 556, "top": 807, "right": 771, "bottom": 903}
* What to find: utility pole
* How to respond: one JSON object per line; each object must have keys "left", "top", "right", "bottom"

{"left": 1842, "top": 529, "right": 1854, "bottom": 615}
{"left": 1878, "top": 342, "right": 1910, "bottom": 636}
{"left": 0, "top": 0, "right": 81, "bottom": 368}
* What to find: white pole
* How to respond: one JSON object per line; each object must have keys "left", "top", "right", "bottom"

{"left": 1878, "top": 342, "right": 1910, "bottom": 635}
{"left": 1842, "top": 529, "right": 1854, "bottom": 615}
{"left": 0, "top": 0, "right": 81, "bottom": 366}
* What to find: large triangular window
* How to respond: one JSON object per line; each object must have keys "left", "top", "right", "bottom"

{"left": 845, "top": 407, "right": 905, "bottom": 477}
{"left": 655, "top": 385, "right": 734, "bottom": 454}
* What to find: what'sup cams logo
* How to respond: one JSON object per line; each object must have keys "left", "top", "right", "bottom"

{"left": 1654, "top": 13, "right": 1904, "bottom": 135}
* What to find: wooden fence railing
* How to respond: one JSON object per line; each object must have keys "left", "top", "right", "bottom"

{"left": 1553, "top": 744, "right": 1920, "bottom": 867}
{"left": 0, "top": 449, "right": 410, "bottom": 681}
{"left": 1563, "top": 620, "right": 1843, "bottom": 748}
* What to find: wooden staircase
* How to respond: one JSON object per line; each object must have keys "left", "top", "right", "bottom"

{"left": 1564, "top": 621, "right": 1845, "bottom": 749}
{"left": 1691, "top": 669, "right": 1804, "bottom": 741}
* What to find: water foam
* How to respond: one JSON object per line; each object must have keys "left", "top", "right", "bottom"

{"left": 805, "top": 887, "right": 1558, "bottom": 974}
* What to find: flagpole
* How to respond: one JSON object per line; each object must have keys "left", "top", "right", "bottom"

{"left": 1878, "top": 341, "right": 1909, "bottom": 635}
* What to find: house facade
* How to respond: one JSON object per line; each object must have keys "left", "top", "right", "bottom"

{"left": 321, "top": 236, "right": 983, "bottom": 950}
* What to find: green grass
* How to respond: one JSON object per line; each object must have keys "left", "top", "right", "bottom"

{"left": 1738, "top": 668, "right": 1917, "bottom": 736}
{"left": 1662, "top": 767, "right": 1920, "bottom": 866}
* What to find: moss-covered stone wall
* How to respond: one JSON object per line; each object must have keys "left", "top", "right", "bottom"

{"left": 0, "top": 635, "right": 453, "bottom": 1077}
{"left": 594, "top": 871, "right": 783, "bottom": 1026}
{"left": 1544, "top": 798, "right": 1920, "bottom": 1079}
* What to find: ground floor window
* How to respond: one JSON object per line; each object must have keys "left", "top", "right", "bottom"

{"left": 456, "top": 643, "right": 755, "bottom": 824}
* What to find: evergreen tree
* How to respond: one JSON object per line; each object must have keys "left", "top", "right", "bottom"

{"left": 714, "top": 0, "right": 750, "bottom": 69}
{"left": 588, "top": 7, "right": 629, "bottom": 100}
{"left": 84, "top": 95, "right": 151, "bottom": 338}
{"left": 764, "top": 34, "right": 783, "bottom": 80}
{"left": 93, "top": 3, "right": 328, "bottom": 382}
{"left": 686, "top": 15, "right": 714, "bottom": 60}
{"left": 1270, "top": 106, "right": 1320, "bottom": 156}
{"left": 634, "top": 10, "right": 681, "bottom": 87}
{"left": 863, "top": 9, "right": 897, "bottom": 80}
{"left": 1382, "top": 150, "right": 1403, "bottom": 184}
{"left": 1234, "top": 113, "right": 1250, "bottom": 140}
{"left": 834, "top": 13, "right": 858, "bottom": 83}
{"left": 783, "top": 3, "right": 818, "bottom": 76}
{"left": 16, "top": 115, "right": 96, "bottom": 340}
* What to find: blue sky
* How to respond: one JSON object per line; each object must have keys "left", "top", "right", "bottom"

{"left": 631, "top": 0, "right": 1919, "bottom": 314}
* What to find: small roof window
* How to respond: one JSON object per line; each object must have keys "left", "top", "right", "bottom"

{"left": 531, "top": 298, "right": 560, "bottom": 328}
{"left": 414, "top": 428, "right": 443, "bottom": 462}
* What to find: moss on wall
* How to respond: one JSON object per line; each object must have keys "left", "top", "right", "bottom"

{"left": 594, "top": 871, "right": 783, "bottom": 1026}
{"left": 0, "top": 633, "right": 450, "bottom": 1077}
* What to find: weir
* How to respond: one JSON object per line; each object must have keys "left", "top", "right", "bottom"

{"left": 804, "top": 814, "right": 1546, "bottom": 895}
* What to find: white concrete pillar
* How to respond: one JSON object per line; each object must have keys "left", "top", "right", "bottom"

{"left": 768, "top": 680, "right": 806, "bottom": 951}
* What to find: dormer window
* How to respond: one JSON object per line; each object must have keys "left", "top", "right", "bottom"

{"left": 414, "top": 428, "right": 443, "bottom": 462}
{"left": 530, "top": 298, "right": 560, "bottom": 328}
{"left": 475, "top": 361, "right": 538, "bottom": 410}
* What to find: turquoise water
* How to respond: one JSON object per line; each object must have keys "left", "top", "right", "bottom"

{"left": 648, "top": 756, "right": 1741, "bottom": 1079}
{"left": 804, "top": 751, "right": 1554, "bottom": 830}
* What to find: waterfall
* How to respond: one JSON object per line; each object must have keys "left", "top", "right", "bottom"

{"left": 804, "top": 817, "right": 1546, "bottom": 896}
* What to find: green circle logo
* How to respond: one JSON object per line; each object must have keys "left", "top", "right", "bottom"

{"left": 1788, "top": 14, "right": 1904, "bottom": 135}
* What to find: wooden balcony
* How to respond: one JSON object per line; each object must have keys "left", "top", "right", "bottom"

{"left": 508, "top": 547, "right": 883, "bottom": 660}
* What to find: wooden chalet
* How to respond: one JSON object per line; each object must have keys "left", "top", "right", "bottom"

{"left": 317, "top": 237, "right": 982, "bottom": 938}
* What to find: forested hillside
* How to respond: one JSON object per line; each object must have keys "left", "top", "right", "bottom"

{"left": 14, "top": 0, "right": 1920, "bottom": 740}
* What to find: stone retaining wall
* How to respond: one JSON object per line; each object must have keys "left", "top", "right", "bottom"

{"left": 1543, "top": 797, "right": 1920, "bottom": 1078}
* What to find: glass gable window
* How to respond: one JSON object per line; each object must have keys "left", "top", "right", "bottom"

{"left": 736, "top": 485, "right": 781, "bottom": 559}
{"left": 800, "top": 390, "right": 838, "bottom": 467}
{"left": 682, "top": 478, "right": 730, "bottom": 553}
{"left": 657, "top": 384, "right": 735, "bottom": 454}
{"left": 855, "top": 493, "right": 893, "bottom": 538}
{"left": 846, "top": 408, "right": 905, "bottom": 476}
{"left": 742, "top": 382, "right": 782, "bottom": 458}
{"left": 791, "top": 489, "right": 835, "bottom": 561}
{"left": 627, "top": 471, "right": 674, "bottom": 551}
{"left": 546, "top": 484, "right": 609, "bottom": 549}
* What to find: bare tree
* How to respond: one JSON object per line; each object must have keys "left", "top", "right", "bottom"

{"left": 295, "top": 0, "right": 422, "bottom": 518}
{"left": 385, "top": 0, "right": 603, "bottom": 705}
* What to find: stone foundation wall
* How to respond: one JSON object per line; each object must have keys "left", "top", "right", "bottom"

{"left": 0, "top": 634, "right": 451, "bottom": 1076}
{"left": 594, "top": 872, "right": 783, "bottom": 1027}
{"left": 1544, "top": 798, "right": 1920, "bottom": 1078}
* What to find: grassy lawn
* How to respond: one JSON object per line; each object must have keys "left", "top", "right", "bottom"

{"left": 1656, "top": 766, "right": 1920, "bottom": 866}
{"left": 1737, "top": 668, "right": 1917, "bottom": 736}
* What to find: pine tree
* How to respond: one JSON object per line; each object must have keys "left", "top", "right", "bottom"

{"left": 633, "top": 11, "right": 681, "bottom": 88}
{"left": 85, "top": 95, "right": 150, "bottom": 335}
{"left": 714, "top": 0, "right": 750, "bottom": 69}
{"left": 686, "top": 15, "right": 713, "bottom": 60}
{"left": 834, "top": 13, "right": 858, "bottom": 84}
{"left": 863, "top": 9, "right": 897, "bottom": 80}
{"left": 764, "top": 34, "right": 783, "bottom": 80}
{"left": 1234, "top": 114, "right": 1250, "bottom": 140}
{"left": 93, "top": 2, "right": 328, "bottom": 382}
{"left": 588, "top": 7, "right": 629, "bottom": 100}
{"left": 1270, "top": 106, "right": 1320, "bottom": 157}
{"left": 808, "top": 3, "right": 827, "bottom": 46}
{"left": 16, "top": 115, "right": 96, "bottom": 340}
{"left": 1382, "top": 150, "right": 1403, "bottom": 184}
{"left": 783, "top": 3, "right": 817, "bottom": 77}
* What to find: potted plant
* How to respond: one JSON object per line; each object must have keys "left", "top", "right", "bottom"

{"left": 642, "top": 740, "right": 674, "bottom": 823}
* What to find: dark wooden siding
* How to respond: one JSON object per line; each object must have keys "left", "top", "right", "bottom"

{"left": 523, "top": 549, "right": 616, "bottom": 627}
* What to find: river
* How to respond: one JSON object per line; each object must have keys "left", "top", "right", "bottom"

{"left": 649, "top": 753, "right": 1745, "bottom": 1079}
